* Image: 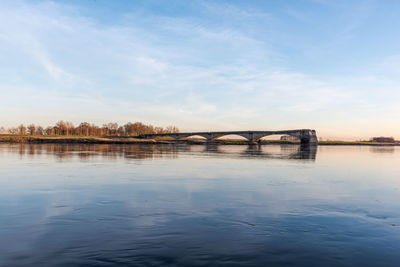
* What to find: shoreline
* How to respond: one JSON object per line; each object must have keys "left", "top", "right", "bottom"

{"left": 0, "top": 135, "right": 399, "bottom": 146}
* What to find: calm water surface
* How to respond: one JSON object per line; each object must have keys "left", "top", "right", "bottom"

{"left": 1, "top": 143, "right": 400, "bottom": 266}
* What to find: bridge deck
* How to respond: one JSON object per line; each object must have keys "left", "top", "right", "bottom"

{"left": 140, "top": 129, "right": 311, "bottom": 136}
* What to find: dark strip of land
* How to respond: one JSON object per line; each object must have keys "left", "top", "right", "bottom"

{"left": 0, "top": 135, "right": 156, "bottom": 144}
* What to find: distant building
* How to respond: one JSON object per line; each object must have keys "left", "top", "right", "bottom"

{"left": 371, "top": 137, "right": 395, "bottom": 143}
{"left": 280, "top": 135, "right": 298, "bottom": 141}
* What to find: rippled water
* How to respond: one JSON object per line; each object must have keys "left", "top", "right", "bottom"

{"left": 1, "top": 143, "right": 400, "bottom": 266}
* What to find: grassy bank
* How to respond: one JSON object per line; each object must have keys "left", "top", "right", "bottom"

{"left": 317, "top": 140, "right": 399, "bottom": 146}
{"left": 0, "top": 135, "right": 156, "bottom": 144}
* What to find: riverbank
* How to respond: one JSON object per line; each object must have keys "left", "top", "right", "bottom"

{"left": 318, "top": 141, "right": 400, "bottom": 146}
{"left": 0, "top": 135, "right": 399, "bottom": 146}
{"left": 0, "top": 135, "right": 157, "bottom": 144}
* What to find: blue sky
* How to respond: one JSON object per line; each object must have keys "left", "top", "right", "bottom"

{"left": 1, "top": 0, "right": 400, "bottom": 139}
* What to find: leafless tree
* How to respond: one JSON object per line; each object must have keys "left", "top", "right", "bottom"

{"left": 165, "top": 125, "right": 179, "bottom": 133}
{"left": 18, "top": 124, "right": 26, "bottom": 135}
{"left": 3, "top": 121, "right": 179, "bottom": 137}
{"left": 27, "top": 124, "right": 36, "bottom": 135}
{"left": 9, "top": 127, "right": 18, "bottom": 134}
{"left": 36, "top": 126, "right": 44, "bottom": 135}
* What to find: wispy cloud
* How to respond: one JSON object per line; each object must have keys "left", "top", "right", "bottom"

{"left": 0, "top": 0, "right": 399, "bottom": 139}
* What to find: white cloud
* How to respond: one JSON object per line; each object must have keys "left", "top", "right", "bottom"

{"left": 0, "top": 0, "right": 399, "bottom": 139}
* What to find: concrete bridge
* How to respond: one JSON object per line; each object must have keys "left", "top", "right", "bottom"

{"left": 138, "top": 129, "right": 318, "bottom": 144}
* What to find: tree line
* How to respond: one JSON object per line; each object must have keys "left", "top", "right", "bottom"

{"left": 0, "top": 121, "right": 179, "bottom": 136}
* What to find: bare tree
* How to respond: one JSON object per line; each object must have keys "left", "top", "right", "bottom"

{"left": 5, "top": 121, "right": 179, "bottom": 137}
{"left": 18, "top": 124, "right": 26, "bottom": 135}
{"left": 117, "top": 126, "right": 125, "bottom": 136}
{"left": 45, "top": 127, "right": 54, "bottom": 135}
{"left": 165, "top": 125, "right": 179, "bottom": 133}
{"left": 78, "top": 122, "right": 90, "bottom": 136}
{"left": 8, "top": 127, "right": 18, "bottom": 134}
{"left": 36, "top": 126, "right": 44, "bottom": 135}
{"left": 65, "top": 122, "right": 74, "bottom": 136}
{"left": 107, "top": 123, "right": 118, "bottom": 136}
{"left": 27, "top": 124, "right": 36, "bottom": 135}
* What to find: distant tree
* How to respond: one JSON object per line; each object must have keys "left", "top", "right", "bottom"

{"left": 117, "top": 126, "right": 125, "bottom": 136}
{"left": 27, "top": 124, "right": 36, "bottom": 135}
{"left": 8, "top": 127, "right": 18, "bottom": 134}
{"left": 124, "top": 122, "right": 134, "bottom": 136}
{"left": 65, "top": 122, "right": 74, "bottom": 136}
{"left": 18, "top": 124, "right": 26, "bottom": 135}
{"left": 90, "top": 124, "right": 99, "bottom": 136}
{"left": 77, "top": 122, "right": 90, "bottom": 136}
{"left": 55, "top": 121, "right": 74, "bottom": 135}
{"left": 107, "top": 123, "right": 118, "bottom": 136}
{"left": 36, "top": 126, "right": 44, "bottom": 135}
{"left": 54, "top": 121, "right": 63, "bottom": 135}
{"left": 5, "top": 121, "right": 179, "bottom": 137}
{"left": 45, "top": 127, "right": 54, "bottom": 135}
{"left": 154, "top": 127, "right": 164, "bottom": 134}
{"left": 165, "top": 125, "right": 179, "bottom": 133}
{"left": 0, "top": 127, "right": 5, "bottom": 134}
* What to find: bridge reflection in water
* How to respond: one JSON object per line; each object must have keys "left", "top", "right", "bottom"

{"left": 204, "top": 144, "right": 317, "bottom": 160}
{"left": 4, "top": 143, "right": 317, "bottom": 161}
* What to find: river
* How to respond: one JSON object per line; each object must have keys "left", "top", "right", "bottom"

{"left": 1, "top": 143, "right": 400, "bottom": 266}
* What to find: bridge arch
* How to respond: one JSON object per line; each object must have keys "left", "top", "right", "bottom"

{"left": 178, "top": 134, "right": 208, "bottom": 140}
{"left": 212, "top": 133, "right": 250, "bottom": 141}
{"left": 253, "top": 132, "right": 300, "bottom": 142}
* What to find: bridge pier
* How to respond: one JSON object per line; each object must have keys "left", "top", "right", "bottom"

{"left": 299, "top": 130, "right": 318, "bottom": 145}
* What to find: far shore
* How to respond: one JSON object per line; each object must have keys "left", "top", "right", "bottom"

{"left": 0, "top": 135, "right": 399, "bottom": 146}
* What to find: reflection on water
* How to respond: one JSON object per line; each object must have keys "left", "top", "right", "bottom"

{"left": 370, "top": 146, "right": 395, "bottom": 153}
{"left": 4, "top": 143, "right": 317, "bottom": 161}
{"left": 1, "top": 144, "right": 400, "bottom": 266}
{"left": 6, "top": 143, "right": 180, "bottom": 160}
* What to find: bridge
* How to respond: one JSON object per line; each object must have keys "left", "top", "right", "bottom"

{"left": 137, "top": 129, "right": 318, "bottom": 144}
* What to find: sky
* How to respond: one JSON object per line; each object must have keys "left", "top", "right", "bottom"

{"left": 0, "top": 0, "right": 400, "bottom": 140}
